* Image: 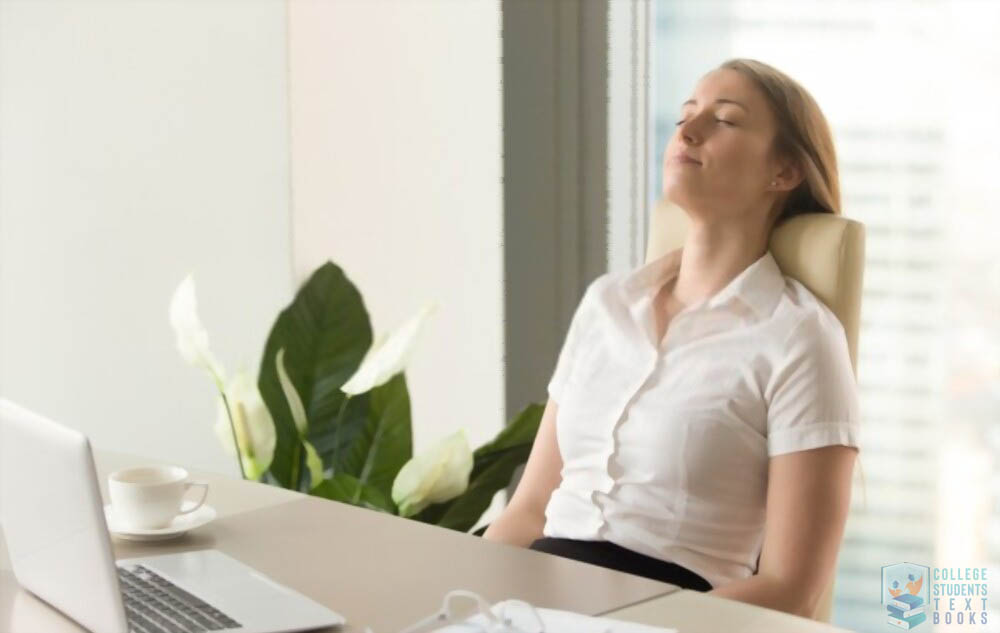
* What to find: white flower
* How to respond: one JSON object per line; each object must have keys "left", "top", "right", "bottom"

{"left": 275, "top": 347, "right": 324, "bottom": 487}
{"left": 213, "top": 369, "right": 276, "bottom": 480}
{"left": 169, "top": 275, "right": 225, "bottom": 386}
{"left": 391, "top": 429, "right": 473, "bottom": 517}
{"left": 275, "top": 348, "right": 308, "bottom": 436}
{"left": 171, "top": 274, "right": 275, "bottom": 480}
{"left": 341, "top": 301, "right": 438, "bottom": 395}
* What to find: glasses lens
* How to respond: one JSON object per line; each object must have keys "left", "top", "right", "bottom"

{"left": 444, "top": 593, "right": 487, "bottom": 623}
{"left": 497, "top": 601, "right": 544, "bottom": 633}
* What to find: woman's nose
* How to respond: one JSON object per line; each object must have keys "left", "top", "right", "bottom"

{"left": 678, "top": 118, "right": 701, "bottom": 145}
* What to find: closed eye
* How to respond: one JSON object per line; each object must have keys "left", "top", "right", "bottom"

{"left": 674, "top": 118, "right": 735, "bottom": 126}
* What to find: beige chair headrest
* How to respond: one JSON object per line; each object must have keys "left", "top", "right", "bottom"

{"left": 646, "top": 200, "right": 866, "bottom": 374}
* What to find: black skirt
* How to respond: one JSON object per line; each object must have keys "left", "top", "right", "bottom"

{"left": 529, "top": 537, "right": 713, "bottom": 592}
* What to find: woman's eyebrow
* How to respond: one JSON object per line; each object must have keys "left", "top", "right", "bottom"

{"left": 681, "top": 98, "right": 748, "bottom": 112}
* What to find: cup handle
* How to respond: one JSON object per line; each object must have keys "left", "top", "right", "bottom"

{"left": 179, "top": 481, "right": 209, "bottom": 515}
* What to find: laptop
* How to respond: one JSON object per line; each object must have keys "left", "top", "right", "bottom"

{"left": 0, "top": 398, "right": 346, "bottom": 633}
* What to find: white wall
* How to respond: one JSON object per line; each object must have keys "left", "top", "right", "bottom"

{"left": 0, "top": 0, "right": 293, "bottom": 476}
{"left": 0, "top": 0, "right": 506, "bottom": 523}
{"left": 286, "top": 0, "right": 505, "bottom": 457}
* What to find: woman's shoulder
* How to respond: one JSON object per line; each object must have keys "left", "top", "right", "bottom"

{"left": 772, "top": 276, "right": 849, "bottom": 344}
{"left": 576, "top": 271, "right": 623, "bottom": 308}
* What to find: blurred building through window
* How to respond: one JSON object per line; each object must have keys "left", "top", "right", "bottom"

{"left": 649, "top": 2, "right": 1000, "bottom": 631}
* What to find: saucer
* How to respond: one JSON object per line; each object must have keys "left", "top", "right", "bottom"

{"left": 104, "top": 502, "right": 217, "bottom": 541}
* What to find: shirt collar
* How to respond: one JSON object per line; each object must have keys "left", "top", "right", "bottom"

{"left": 622, "top": 247, "right": 786, "bottom": 319}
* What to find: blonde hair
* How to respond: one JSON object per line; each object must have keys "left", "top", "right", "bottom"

{"left": 718, "top": 58, "right": 840, "bottom": 225}
{"left": 721, "top": 59, "right": 868, "bottom": 511}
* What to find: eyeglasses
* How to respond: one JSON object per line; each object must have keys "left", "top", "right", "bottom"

{"left": 383, "top": 589, "right": 546, "bottom": 633}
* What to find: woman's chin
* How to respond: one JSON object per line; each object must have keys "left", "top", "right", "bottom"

{"left": 662, "top": 181, "right": 693, "bottom": 207}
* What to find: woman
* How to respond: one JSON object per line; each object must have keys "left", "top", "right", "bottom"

{"left": 483, "top": 58, "right": 860, "bottom": 619}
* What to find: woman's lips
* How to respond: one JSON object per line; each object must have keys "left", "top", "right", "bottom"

{"left": 672, "top": 155, "right": 701, "bottom": 165}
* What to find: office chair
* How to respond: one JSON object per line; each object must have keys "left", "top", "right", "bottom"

{"left": 646, "top": 198, "right": 866, "bottom": 623}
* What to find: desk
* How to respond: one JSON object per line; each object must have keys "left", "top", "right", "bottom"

{"left": 1, "top": 451, "right": 854, "bottom": 632}
{"left": 605, "top": 591, "right": 854, "bottom": 632}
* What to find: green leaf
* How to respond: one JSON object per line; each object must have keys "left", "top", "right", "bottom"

{"left": 344, "top": 373, "right": 412, "bottom": 499}
{"left": 312, "top": 473, "right": 397, "bottom": 513}
{"left": 306, "top": 392, "right": 371, "bottom": 475}
{"left": 413, "top": 403, "right": 544, "bottom": 531}
{"left": 257, "top": 262, "right": 373, "bottom": 489}
{"left": 466, "top": 402, "right": 545, "bottom": 481}
{"left": 432, "top": 453, "right": 527, "bottom": 530}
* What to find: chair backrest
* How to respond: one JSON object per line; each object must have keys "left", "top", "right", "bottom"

{"left": 645, "top": 199, "right": 866, "bottom": 622}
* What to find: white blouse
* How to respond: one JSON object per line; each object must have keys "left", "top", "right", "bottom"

{"left": 542, "top": 246, "right": 861, "bottom": 589}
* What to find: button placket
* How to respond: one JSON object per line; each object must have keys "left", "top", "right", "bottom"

{"left": 592, "top": 299, "right": 669, "bottom": 532}
{"left": 597, "top": 355, "right": 659, "bottom": 498}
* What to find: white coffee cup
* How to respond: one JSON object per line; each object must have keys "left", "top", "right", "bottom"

{"left": 108, "top": 466, "right": 209, "bottom": 530}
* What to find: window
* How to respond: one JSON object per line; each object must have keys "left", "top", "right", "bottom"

{"left": 648, "top": 1, "right": 1000, "bottom": 630}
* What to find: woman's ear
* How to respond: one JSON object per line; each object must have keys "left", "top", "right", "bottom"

{"left": 772, "top": 157, "right": 804, "bottom": 193}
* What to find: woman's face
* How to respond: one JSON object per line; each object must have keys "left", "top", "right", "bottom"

{"left": 662, "top": 68, "right": 786, "bottom": 222}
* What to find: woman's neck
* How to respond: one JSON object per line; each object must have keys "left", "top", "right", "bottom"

{"left": 671, "top": 218, "right": 770, "bottom": 308}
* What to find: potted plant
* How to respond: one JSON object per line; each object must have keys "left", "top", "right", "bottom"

{"left": 170, "top": 262, "right": 542, "bottom": 533}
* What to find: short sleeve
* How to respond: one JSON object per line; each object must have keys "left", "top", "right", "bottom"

{"left": 765, "top": 308, "right": 861, "bottom": 457}
{"left": 546, "top": 286, "right": 593, "bottom": 405}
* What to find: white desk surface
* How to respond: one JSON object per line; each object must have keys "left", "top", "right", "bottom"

{"left": 604, "top": 589, "right": 855, "bottom": 632}
{"left": 1, "top": 450, "right": 855, "bottom": 632}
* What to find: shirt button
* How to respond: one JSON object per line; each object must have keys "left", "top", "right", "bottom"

{"left": 608, "top": 458, "right": 624, "bottom": 480}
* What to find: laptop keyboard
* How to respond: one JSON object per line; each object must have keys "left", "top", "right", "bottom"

{"left": 118, "top": 564, "right": 243, "bottom": 633}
